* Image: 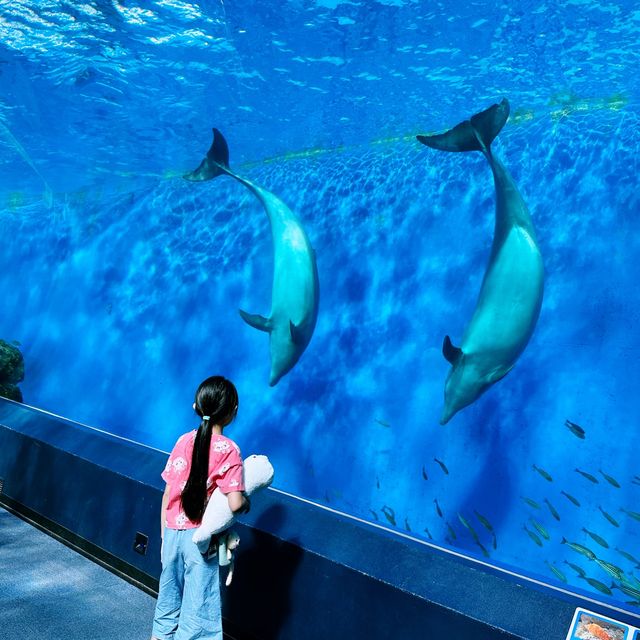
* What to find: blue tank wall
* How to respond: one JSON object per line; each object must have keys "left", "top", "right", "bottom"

{"left": 1, "top": 0, "right": 639, "bottom": 616}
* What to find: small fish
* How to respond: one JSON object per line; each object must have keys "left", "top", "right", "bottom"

{"left": 457, "top": 513, "right": 480, "bottom": 543}
{"left": 530, "top": 518, "right": 550, "bottom": 540}
{"left": 564, "top": 561, "right": 587, "bottom": 578}
{"left": 423, "top": 527, "right": 433, "bottom": 540}
{"left": 582, "top": 527, "right": 609, "bottom": 549}
{"left": 376, "top": 476, "right": 380, "bottom": 489}
{"left": 369, "top": 509, "right": 379, "bottom": 521}
{"left": 381, "top": 505, "right": 396, "bottom": 526}
{"left": 621, "top": 508, "right": 640, "bottom": 522}
{"left": 582, "top": 576, "right": 612, "bottom": 595}
{"left": 434, "top": 499, "right": 443, "bottom": 518}
{"left": 561, "top": 491, "right": 581, "bottom": 507}
{"left": 434, "top": 457, "right": 449, "bottom": 475}
{"left": 532, "top": 464, "right": 553, "bottom": 482}
{"left": 521, "top": 496, "right": 541, "bottom": 509}
{"left": 575, "top": 468, "right": 599, "bottom": 483}
{"left": 615, "top": 578, "right": 640, "bottom": 601}
{"left": 564, "top": 419, "right": 585, "bottom": 439}
{"left": 624, "top": 574, "right": 640, "bottom": 589}
{"left": 374, "top": 418, "right": 391, "bottom": 428}
{"left": 615, "top": 547, "right": 640, "bottom": 567}
{"left": 524, "top": 525, "right": 543, "bottom": 547}
{"left": 562, "top": 537, "right": 596, "bottom": 560}
{"left": 545, "top": 561, "right": 567, "bottom": 583}
{"left": 544, "top": 499, "right": 560, "bottom": 521}
{"left": 475, "top": 540, "right": 490, "bottom": 558}
{"left": 491, "top": 532, "right": 497, "bottom": 550}
{"left": 474, "top": 510, "right": 494, "bottom": 533}
{"left": 404, "top": 517, "right": 411, "bottom": 532}
{"left": 324, "top": 491, "right": 331, "bottom": 503}
{"left": 446, "top": 521, "right": 457, "bottom": 540}
{"left": 633, "top": 478, "right": 640, "bottom": 486}
{"left": 598, "top": 505, "right": 620, "bottom": 528}
{"left": 599, "top": 469, "right": 621, "bottom": 488}
{"left": 422, "top": 466, "right": 428, "bottom": 480}
{"left": 594, "top": 558, "right": 624, "bottom": 581}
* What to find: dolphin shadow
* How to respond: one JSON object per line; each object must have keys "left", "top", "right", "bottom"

{"left": 222, "top": 505, "right": 303, "bottom": 640}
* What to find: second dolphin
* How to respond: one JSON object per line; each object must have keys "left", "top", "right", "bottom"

{"left": 185, "top": 128, "right": 320, "bottom": 386}
{"left": 417, "top": 99, "right": 544, "bottom": 424}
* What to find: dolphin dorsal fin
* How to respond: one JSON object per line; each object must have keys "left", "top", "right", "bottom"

{"left": 239, "top": 309, "right": 271, "bottom": 333}
{"left": 442, "top": 335, "right": 463, "bottom": 365}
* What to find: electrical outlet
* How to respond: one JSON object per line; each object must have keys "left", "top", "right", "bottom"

{"left": 133, "top": 532, "right": 148, "bottom": 556}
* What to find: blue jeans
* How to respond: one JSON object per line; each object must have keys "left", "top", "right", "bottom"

{"left": 152, "top": 528, "right": 222, "bottom": 640}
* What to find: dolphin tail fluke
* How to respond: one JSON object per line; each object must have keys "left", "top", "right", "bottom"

{"left": 239, "top": 309, "right": 271, "bottom": 333}
{"left": 417, "top": 99, "right": 510, "bottom": 154}
{"left": 183, "top": 128, "right": 230, "bottom": 181}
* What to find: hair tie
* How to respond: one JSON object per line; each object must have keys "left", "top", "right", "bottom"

{"left": 202, "top": 415, "right": 210, "bottom": 421}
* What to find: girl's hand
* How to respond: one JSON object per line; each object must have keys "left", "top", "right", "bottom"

{"left": 226, "top": 490, "right": 249, "bottom": 514}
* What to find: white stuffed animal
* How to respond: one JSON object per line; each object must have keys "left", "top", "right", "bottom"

{"left": 218, "top": 529, "right": 241, "bottom": 586}
{"left": 192, "top": 454, "right": 274, "bottom": 553}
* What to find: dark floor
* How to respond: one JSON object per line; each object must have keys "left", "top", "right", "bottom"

{"left": 0, "top": 506, "right": 157, "bottom": 640}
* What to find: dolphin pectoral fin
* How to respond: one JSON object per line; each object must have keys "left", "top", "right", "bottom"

{"left": 442, "top": 335, "right": 463, "bottom": 365}
{"left": 239, "top": 309, "right": 271, "bottom": 333}
{"left": 486, "top": 364, "right": 514, "bottom": 385}
{"left": 417, "top": 99, "right": 510, "bottom": 154}
{"left": 183, "top": 128, "right": 230, "bottom": 181}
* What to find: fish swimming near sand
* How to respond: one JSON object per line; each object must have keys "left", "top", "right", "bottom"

{"left": 417, "top": 99, "right": 544, "bottom": 424}
{"left": 185, "top": 128, "right": 320, "bottom": 386}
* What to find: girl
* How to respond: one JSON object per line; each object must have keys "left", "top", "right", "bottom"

{"left": 151, "top": 376, "right": 248, "bottom": 640}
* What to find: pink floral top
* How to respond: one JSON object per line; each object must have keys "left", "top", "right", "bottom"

{"left": 161, "top": 431, "right": 245, "bottom": 530}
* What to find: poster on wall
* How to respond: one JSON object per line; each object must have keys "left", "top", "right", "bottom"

{"left": 565, "top": 607, "right": 635, "bottom": 640}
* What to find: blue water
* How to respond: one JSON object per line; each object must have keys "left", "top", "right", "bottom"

{"left": 1, "top": 0, "right": 640, "bottom": 615}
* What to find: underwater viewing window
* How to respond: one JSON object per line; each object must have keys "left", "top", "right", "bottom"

{"left": 1, "top": 0, "right": 639, "bottom": 622}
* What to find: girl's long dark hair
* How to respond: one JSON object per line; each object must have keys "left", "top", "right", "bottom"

{"left": 180, "top": 376, "right": 238, "bottom": 523}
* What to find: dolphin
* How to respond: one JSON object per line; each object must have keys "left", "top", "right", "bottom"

{"left": 184, "top": 128, "right": 319, "bottom": 386}
{"left": 417, "top": 99, "right": 544, "bottom": 424}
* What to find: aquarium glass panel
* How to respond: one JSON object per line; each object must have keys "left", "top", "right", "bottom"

{"left": 1, "top": 0, "right": 639, "bottom": 615}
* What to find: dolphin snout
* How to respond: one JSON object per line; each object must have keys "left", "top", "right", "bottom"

{"left": 440, "top": 406, "right": 455, "bottom": 425}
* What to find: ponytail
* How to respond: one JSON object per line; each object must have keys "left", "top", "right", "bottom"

{"left": 180, "top": 376, "right": 238, "bottom": 523}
